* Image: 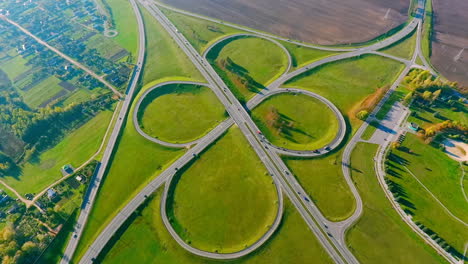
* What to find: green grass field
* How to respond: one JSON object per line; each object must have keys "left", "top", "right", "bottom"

{"left": 386, "top": 134, "right": 468, "bottom": 255}
{"left": 421, "top": 0, "right": 433, "bottom": 61}
{"left": 407, "top": 101, "right": 467, "bottom": 129}
{"left": 284, "top": 54, "right": 404, "bottom": 128}
{"left": 71, "top": 6, "right": 212, "bottom": 258}
{"left": 280, "top": 42, "right": 339, "bottom": 70}
{"left": 380, "top": 28, "right": 417, "bottom": 60}
{"left": 251, "top": 93, "right": 339, "bottom": 151}
{"left": 72, "top": 92, "right": 185, "bottom": 262}
{"left": 361, "top": 121, "right": 379, "bottom": 141}
{"left": 140, "top": 7, "right": 204, "bottom": 85}
{"left": 85, "top": 34, "right": 127, "bottom": 61}
{"left": 346, "top": 142, "right": 447, "bottom": 264}
{"left": 283, "top": 149, "right": 356, "bottom": 221}
{"left": 0, "top": 52, "right": 31, "bottom": 80}
{"left": 161, "top": 7, "right": 244, "bottom": 53}
{"left": 139, "top": 84, "right": 226, "bottom": 143}
{"left": 208, "top": 36, "right": 289, "bottom": 101}
{"left": 100, "top": 188, "right": 333, "bottom": 264}
{"left": 2, "top": 110, "right": 113, "bottom": 195}
{"left": 20, "top": 76, "right": 64, "bottom": 109}
{"left": 391, "top": 134, "right": 467, "bottom": 222}
{"left": 105, "top": 0, "right": 139, "bottom": 58}
{"left": 167, "top": 126, "right": 278, "bottom": 253}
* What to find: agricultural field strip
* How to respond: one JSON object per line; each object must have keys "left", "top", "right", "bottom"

{"left": 78, "top": 1, "right": 430, "bottom": 262}
{"left": 30, "top": 101, "right": 123, "bottom": 204}
{"left": 0, "top": 15, "right": 123, "bottom": 97}
{"left": 60, "top": 0, "right": 146, "bottom": 262}
{"left": 403, "top": 166, "right": 468, "bottom": 227}
{"left": 154, "top": 1, "right": 419, "bottom": 53}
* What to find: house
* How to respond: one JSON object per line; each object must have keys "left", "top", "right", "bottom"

{"left": 47, "top": 189, "right": 57, "bottom": 200}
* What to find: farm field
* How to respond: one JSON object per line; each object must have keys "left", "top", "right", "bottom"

{"left": 100, "top": 188, "right": 333, "bottom": 264}
{"left": 386, "top": 134, "right": 468, "bottom": 256}
{"left": 207, "top": 36, "right": 288, "bottom": 101}
{"left": 139, "top": 83, "right": 226, "bottom": 143}
{"left": 431, "top": 0, "right": 468, "bottom": 87}
{"left": 160, "top": 0, "right": 409, "bottom": 46}
{"left": 140, "top": 7, "right": 204, "bottom": 85}
{"left": 283, "top": 149, "right": 356, "bottom": 221}
{"left": 167, "top": 126, "right": 278, "bottom": 253}
{"left": 251, "top": 93, "right": 339, "bottom": 151}
{"left": 284, "top": 54, "right": 405, "bottom": 128}
{"left": 2, "top": 109, "right": 113, "bottom": 195}
{"left": 346, "top": 142, "right": 446, "bottom": 264}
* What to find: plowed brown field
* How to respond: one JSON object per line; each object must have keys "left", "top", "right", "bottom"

{"left": 431, "top": 0, "right": 468, "bottom": 87}
{"left": 161, "top": 0, "right": 409, "bottom": 45}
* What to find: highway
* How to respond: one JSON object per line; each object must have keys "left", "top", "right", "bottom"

{"left": 73, "top": 0, "right": 450, "bottom": 263}
{"left": 59, "top": 0, "right": 146, "bottom": 263}
{"left": 138, "top": 1, "right": 352, "bottom": 263}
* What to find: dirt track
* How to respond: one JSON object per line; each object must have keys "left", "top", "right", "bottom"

{"left": 161, "top": 0, "right": 408, "bottom": 45}
{"left": 431, "top": 0, "right": 468, "bottom": 87}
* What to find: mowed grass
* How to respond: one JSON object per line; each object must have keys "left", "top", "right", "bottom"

{"left": 72, "top": 89, "right": 185, "bottom": 262}
{"left": 380, "top": 28, "right": 417, "bottom": 60}
{"left": 280, "top": 42, "right": 339, "bottom": 70}
{"left": 20, "top": 76, "right": 63, "bottom": 109}
{"left": 167, "top": 126, "right": 278, "bottom": 253}
{"left": 284, "top": 54, "right": 404, "bottom": 128}
{"left": 139, "top": 84, "right": 226, "bottom": 143}
{"left": 105, "top": 0, "right": 138, "bottom": 57}
{"left": 386, "top": 135, "right": 467, "bottom": 255}
{"left": 391, "top": 134, "right": 467, "bottom": 222}
{"left": 72, "top": 4, "right": 209, "bottom": 260}
{"left": 100, "top": 188, "right": 333, "bottom": 264}
{"left": 209, "top": 37, "right": 289, "bottom": 100}
{"left": 3, "top": 110, "right": 113, "bottom": 195}
{"left": 346, "top": 142, "right": 447, "bottom": 264}
{"left": 140, "top": 7, "right": 204, "bottom": 85}
{"left": 161, "top": 7, "right": 244, "bottom": 53}
{"left": 283, "top": 148, "right": 356, "bottom": 221}
{"left": 251, "top": 93, "right": 339, "bottom": 151}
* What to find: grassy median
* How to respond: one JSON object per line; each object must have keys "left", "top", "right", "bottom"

{"left": 251, "top": 93, "right": 339, "bottom": 151}
{"left": 99, "top": 188, "right": 333, "bottom": 264}
{"left": 139, "top": 84, "right": 226, "bottom": 143}
{"left": 166, "top": 126, "right": 278, "bottom": 253}
{"left": 283, "top": 148, "right": 356, "bottom": 222}
{"left": 208, "top": 36, "right": 289, "bottom": 102}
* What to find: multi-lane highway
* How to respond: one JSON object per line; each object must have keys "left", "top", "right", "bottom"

{"left": 68, "top": 0, "right": 454, "bottom": 263}
{"left": 59, "top": 0, "right": 146, "bottom": 263}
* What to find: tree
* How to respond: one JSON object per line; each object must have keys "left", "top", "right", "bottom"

{"left": 432, "top": 89, "right": 442, "bottom": 101}
{"left": 0, "top": 226, "right": 15, "bottom": 242}
{"left": 403, "top": 91, "right": 414, "bottom": 105}
{"left": 422, "top": 91, "right": 433, "bottom": 101}
{"left": 356, "top": 110, "right": 369, "bottom": 120}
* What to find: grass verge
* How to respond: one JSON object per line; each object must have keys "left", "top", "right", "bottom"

{"left": 346, "top": 142, "right": 447, "bottom": 264}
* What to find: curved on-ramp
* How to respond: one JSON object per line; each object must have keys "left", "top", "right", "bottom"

{"left": 202, "top": 32, "right": 293, "bottom": 84}
{"left": 246, "top": 88, "right": 347, "bottom": 157}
